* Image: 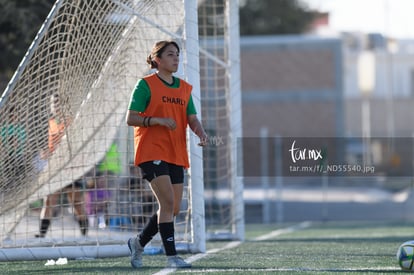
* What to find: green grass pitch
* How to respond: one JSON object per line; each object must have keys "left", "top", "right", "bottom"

{"left": 1, "top": 221, "right": 413, "bottom": 274}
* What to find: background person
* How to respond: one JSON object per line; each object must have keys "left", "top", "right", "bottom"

{"left": 0, "top": 105, "right": 27, "bottom": 187}
{"left": 85, "top": 172, "right": 110, "bottom": 229}
{"left": 35, "top": 93, "right": 88, "bottom": 238}
{"left": 85, "top": 143, "right": 120, "bottom": 229}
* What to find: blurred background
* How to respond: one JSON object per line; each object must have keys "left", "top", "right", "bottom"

{"left": 239, "top": 0, "right": 414, "bottom": 223}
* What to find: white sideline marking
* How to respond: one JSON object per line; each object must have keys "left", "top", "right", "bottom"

{"left": 254, "top": 221, "right": 312, "bottom": 241}
{"left": 153, "top": 221, "right": 311, "bottom": 275}
{"left": 177, "top": 267, "right": 400, "bottom": 273}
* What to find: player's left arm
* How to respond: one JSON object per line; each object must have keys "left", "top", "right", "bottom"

{"left": 186, "top": 94, "right": 208, "bottom": 146}
{"left": 188, "top": 114, "right": 208, "bottom": 146}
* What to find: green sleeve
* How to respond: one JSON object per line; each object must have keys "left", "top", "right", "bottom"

{"left": 187, "top": 94, "right": 197, "bottom": 115}
{"left": 128, "top": 79, "right": 151, "bottom": 112}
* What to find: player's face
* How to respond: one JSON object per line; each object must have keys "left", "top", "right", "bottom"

{"left": 157, "top": 44, "right": 179, "bottom": 73}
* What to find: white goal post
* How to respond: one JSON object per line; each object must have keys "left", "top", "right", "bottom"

{"left": 0, "top": 0, "right": 242, "bottom": 261}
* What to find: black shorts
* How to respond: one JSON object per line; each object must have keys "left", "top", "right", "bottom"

{"left": 72, "top": 179, "right": 85, "bottom": 189}
{"left": 139, "top": 160, "right": 184, "bottom": 184}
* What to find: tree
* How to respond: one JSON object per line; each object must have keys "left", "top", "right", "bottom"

{"left": 239, "top": 0, "right": 316, "bottom": 35}
{"left": 0, "top": 0, "right": 54, "bottom": 88}
{"left": 0, "top": 0, "right": 317, "bottom": 91}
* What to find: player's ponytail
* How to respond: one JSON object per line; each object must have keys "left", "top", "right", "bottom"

{"left": 147, "top": 54, "right": 157, "bottom": 69}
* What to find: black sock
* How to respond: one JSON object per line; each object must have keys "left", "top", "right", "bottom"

{"left": 40, "top": 219, "right": 50, "bottom": 234}
{"left": 159, "top": 222, "right": 176, "bottom": 256}
{"left": 36, "top": 219, "right": 50, "bottom": 237}
{"left": 78, "top": 219, "right": 88, "bottom": 236}
{"left": 138, "top": 213, "right": 158, "bottom": 247}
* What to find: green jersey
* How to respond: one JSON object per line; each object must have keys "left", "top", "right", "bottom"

{"left": 0, "top": 123, "right": 26, "bottom": 155}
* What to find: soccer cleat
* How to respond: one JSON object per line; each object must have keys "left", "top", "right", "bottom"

{"left": 55, "top": 257, "right": 68, "bottom": 265}
{"left": 167, "top": 255, "right": 192, "bottom": 268}
{"left": 127, "top": 237, "right": 143, "bottom": 268}
{"left": 44, "top": 259, "right": 55, "bottom": 266}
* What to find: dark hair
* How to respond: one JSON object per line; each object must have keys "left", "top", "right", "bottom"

{"left": 50, "top": 93, "right": 61, "bottom": 116}
{"left": 146, "top": 40, "right": 180, "bottom": 69}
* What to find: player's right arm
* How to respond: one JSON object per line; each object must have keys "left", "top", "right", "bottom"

{"left": 126, "top": 110, "right": 177, "bottom": 130}
{"left": 126, "top": 79, "right": 150, "bottom": 127}
{"left": 126, "top": 79, "right": 176, "bottom": 130}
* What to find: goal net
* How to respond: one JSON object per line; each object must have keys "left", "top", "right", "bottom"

{"left": 0, "top": 0, "right": 242, "bottom": 261}
{"left": 198, "top": 0, "right": 244, "bottom": 241}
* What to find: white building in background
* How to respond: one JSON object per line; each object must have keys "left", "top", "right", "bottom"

{"left": 240, "top": 33, "right": 414, "bottom": 186}
{"left": 340, "top": 33, "right": 414, "bottom": 137}
{"left": 343, "top": 33, "right": 414, "bottom": 99}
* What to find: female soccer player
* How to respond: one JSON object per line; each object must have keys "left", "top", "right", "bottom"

{"left": 126, "top": 40, "right": 207, "bottom": 268}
